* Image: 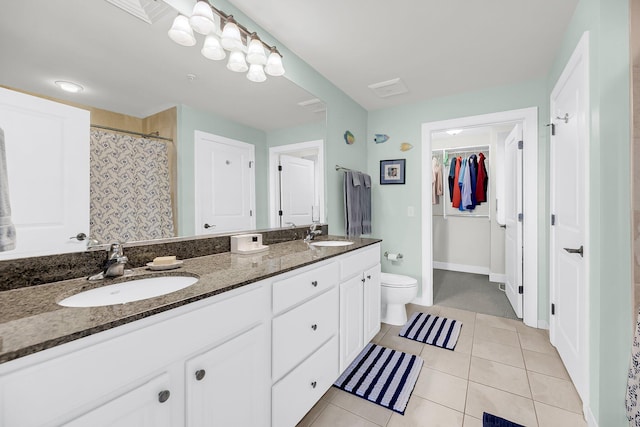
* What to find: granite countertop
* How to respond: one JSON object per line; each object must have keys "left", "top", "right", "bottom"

{"left": 0, "top": 236, "right": 381, "bottom": 364}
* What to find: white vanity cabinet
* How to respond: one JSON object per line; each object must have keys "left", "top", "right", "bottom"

{"left": 271, "top": 260, "right": 340, "bottom": 427}
{"left": 339, "top": 244, "right": 382, "bottom": 371}
{"left": 0, "top": 282, "right": 270, "bottom": 427}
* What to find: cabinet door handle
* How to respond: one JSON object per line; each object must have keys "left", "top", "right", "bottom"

{"left": 361, "top": 278, "right": 366, "bottom": 284}
{"left": 158, "top": 390, "right": 171, "bottom": 403}
{"left": 366, "top": 275, "right": 371, "bottom": 279}
{"left": 310, "top": 381, "right": 317, "bottom": 389}
{"left": 195, "top": 369, "right": 206, "bottom": 381}
{"left": 311, "top": 324, "right": 318, "bottom": 331}
{"left": 311, "top": 280, "right": 318, "bottom": 287}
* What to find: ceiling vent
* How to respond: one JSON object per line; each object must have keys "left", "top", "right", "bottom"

{"left": 104, "top": 0, "right": 174, "bottom": 24}
{"left": 298, "top": 98, "right": 327, "bottom": 113}
{"left": 368, "top": 78, "right": 409, "bottom": 98}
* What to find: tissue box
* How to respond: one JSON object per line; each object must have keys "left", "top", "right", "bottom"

{"left": 230, "top": 233, "right": 269, "bottom": 254}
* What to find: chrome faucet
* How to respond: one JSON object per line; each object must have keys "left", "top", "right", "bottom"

{"left": 304, "top": 224, "right": 322, "bottom": 243}
{"left": 88, "top": 243, "right": 129, "bottom": 281}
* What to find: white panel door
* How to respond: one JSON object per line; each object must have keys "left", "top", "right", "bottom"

{"left": 194, "top": 131, "right": 255, "bottom": 234}
{"left": 186, "top": 325, "right": 268, "bottom": 427}
{"left": 279, "top": 154, "right": 314, "bottom": 226}
{"left": 504, "top": 124, "right": 523, "bottom": 318}
{"left": 0, "top": 87, "right": 89, "bottom": 259}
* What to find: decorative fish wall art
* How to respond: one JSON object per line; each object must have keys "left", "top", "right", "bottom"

{"left": 344, "top": 130, "right": 355, "bottom": 145}
{"left": 374, "top": 134, "right": 389, "bottom": 144}
{"left": 400, "top": 142, "right": 413, "bottom": 152}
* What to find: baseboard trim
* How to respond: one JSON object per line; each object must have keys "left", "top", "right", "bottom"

{"left": 489, "top": 273, "right": 506, "bottom": 283}
{"left": 585, "top": 405, "right": 597, "bottom": 427}
{"left": 433, "top": 262, "right": 489, "bottom": 276}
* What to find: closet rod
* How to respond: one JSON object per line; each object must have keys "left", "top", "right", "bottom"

{"left": 433, "top": 144, "right": 489, "bottom": 152}
{"left": 91, "top": 124, "right": 174, "bottom": 142}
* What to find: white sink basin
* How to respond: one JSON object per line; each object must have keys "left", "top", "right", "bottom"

{"left": 310, "top": 240, "right": 354, "bottom": 247}
{"left": 59, "top": 276, "right": 199, "bottom": 308}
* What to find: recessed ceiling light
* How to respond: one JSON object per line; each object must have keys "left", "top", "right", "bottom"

{"left": 55, "top": 80, "right": 84, "bottom": 93}
{"left": 446, "top": 129, "right": 463, "bottom": 136}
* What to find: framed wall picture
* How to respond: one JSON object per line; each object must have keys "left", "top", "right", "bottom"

{"left": 380, "top": 159, "right": 406, "bottom": 185}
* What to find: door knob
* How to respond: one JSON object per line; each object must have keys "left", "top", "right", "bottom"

{"left": 158, "top": 390, "right": 171, "bottom": 403}
{"left": 203, "top": 223, "right": 215, "bottom": 229}
{"left": 563, "top": 245, "right": 583, "bottom": 257}
{"left": 69, "top": 232, "right": 87, "bottom": 241}
{"left": 195, "top": 369, "right": 206, "bottom": 381}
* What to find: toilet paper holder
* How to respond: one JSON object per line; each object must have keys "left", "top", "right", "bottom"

{"left": 384, "top": 251, "right": 403, "bottom": 260}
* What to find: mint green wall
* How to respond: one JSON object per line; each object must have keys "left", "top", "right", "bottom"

{"left": 367, "top": 80, "right": 548, "bottom": 311}
{"left": 266, "top": 121, "right": 326, "bottom": 149}
{"left": 176, "top": 104, "right": 268, "bottom": 235}
{"left": 547, "top": 0, "right": 632, "bottom": 423}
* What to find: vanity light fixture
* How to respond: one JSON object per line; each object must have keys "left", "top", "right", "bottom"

{"left": 167, "top": 0, "right": 285, "bottom": 82}
{"left": 55, "top": 80, "right": 84, "bottom": 93}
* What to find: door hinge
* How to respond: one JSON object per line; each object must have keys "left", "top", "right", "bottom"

{"left": 249, "top": 210, "right": 253, "bottom": 217}
{"left": 518, "top": 140, "right": 523, "bottom": 150}
{"left": 546, "top": 123, "right": 556, "bottom": 136}
{"left": 518, "top": 285, "right": 523, "bottom": 294}
{"left": 551, "top": 303, "right": 556, "bottom": 315}
{"left": 518, "top": 213, "right": 523, "bottom": 222}
{"left": 551, "top": 214, "right": 556, "bottom": 226}
{"left": 278, "top": 165, "right": 282, "bottom": 171}
{"left": 278, "top": 210, "right": 283, "bottom": 216}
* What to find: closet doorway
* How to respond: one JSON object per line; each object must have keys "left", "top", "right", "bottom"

{"left": 268, "top": 140, "right": 325, "bottom": 228}
{"left": 420, "top": 108, "right": 539, "bottom": 327}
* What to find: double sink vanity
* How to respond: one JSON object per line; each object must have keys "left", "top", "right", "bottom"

{"left": 0, "top": 232, "right": 381, "bottom": 427}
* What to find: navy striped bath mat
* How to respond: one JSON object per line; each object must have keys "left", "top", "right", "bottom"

{"left": 399, "top": 312, "right": 462, "bottom": 350}
{"left": 333, "top": 343, "right": 423, "bottom": 415}
{"left": 483, "top": 412, "right": 525, "bottom": 427}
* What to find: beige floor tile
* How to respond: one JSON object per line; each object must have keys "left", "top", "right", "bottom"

{"left": 379, "top": 322, "right": 392, "bottom": 335}
{"left": 465, "top": 382, "right": 537, "bottom": 426}
{"left": 468, "top": 357, "right": 531, "bottom": 398}
{"left": 330, "top": 390, "right": 392, "bottom": 426}
{"left": 523, "top": 349, "right": 570, "bottom": 380}
{"left": 379, "top": 326, "right": 425, "bottom": 355}
{"left": 413, "top": 367, "right": 468, "bottom": 412}
{"left": 534, "top": 401, "right": 587, "bottom": 427}
{"left": 387, "top": 395, "right": 464, "bottom": 427}
{"left": 474, "top": 324, "right": 520, "bottom": 348}
{"left": 472, "top": 339, "right": 525, "bottom": 368}
{"left": 453, "top": 322, "right": 475, "bottom": 354}
{"left": 436, "top": 306, "right": 478, "bottom": 326}
{"left": 421, "top": 345, "right": 471, "bottom": 379}
{"left": 515, "top": 322, "right": 549, "bottom": 337}
{"left": 519, "top": 332, "right": 557, "bottom": 354}
{"left": 297, "top": 398, "right": 330, "bottom": 427}
{"left": 476, "top": 313, "right": 519, "bottom": 331}
{"left": 322, "top": 386, "right": 339, "bottom": 401}
{"left": 462, "top": 415, "right": 483, "bottom": 427}
{"left": 528, "top": 371, "right": 583, "bottom": 414}
{"left": 371, "top": 328, "right": 386, "bottom": 344}
{"left": 406, "top": 303, "right": 439, "bottom": 318}
{"left": 309, "top": 403, "right": 379, "bottom": 427}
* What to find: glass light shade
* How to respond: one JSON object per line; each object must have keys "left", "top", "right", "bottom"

{"left": 246, "top": 37, "right": 267, "bottom": 65}
{"left": 265, "top": 50, "right": 285, "bottom": 76}
{"left": 227, "top": 50, "right": 248, "bottom": 72}
{"left": 221, "top": 20, "right": 242, "bottom": 51}
{"left": 246, "top": 64, "right": 267, "bottom": 83}
{"left": 201, "top": 34, "right": 226, "bottom": 60}
{"left": 168, "top": 15, "right": 196, "bottom": 47}
{"left": 189, "top": 1, "right": 215, "bottom": 35}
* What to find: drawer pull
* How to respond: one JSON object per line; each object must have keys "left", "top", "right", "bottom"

{"left": 311, "top": 280, "right": 318, "bottom": 287}
{"left": 195, "top": 369, "right": 206, "bottom": 381}
{"left": 367, "top": 275, "right": 371, "bottom": 279}
{"left": 158, "top": 390, "right": 171, "bottom": 403}
{"left": 311, "top": 381, "right": 317, "bottom": 389}
{"left": 311, "top": 324, "right": 318, "bottom": 331}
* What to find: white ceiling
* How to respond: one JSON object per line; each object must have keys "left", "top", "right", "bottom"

{"left": 228, "top": 0, "right": 579, "bottom": 111}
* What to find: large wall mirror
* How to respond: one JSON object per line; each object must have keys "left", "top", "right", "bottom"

{"left": 0, "top": 0, "right": 327, "bottom": 260}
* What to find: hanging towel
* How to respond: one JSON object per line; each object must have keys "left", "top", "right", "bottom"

{"left": 0, "top": 128, "right": 16, "bottom": 252}
{"left": 344, "top": 171, "right": 362, "bottom": 236}
{"left": 452, "top": 157, "right": 462, "bottom": 208}
{"left": 361, "top": 173, "right": 372, "bottom": 234}
{"left": 432, "top": 157, "right": 443, "bottom": 205}
{"left": 627, "top": 305, "right": 640, "bottom": 425}
{"left": 448, "top": 158, "right": 456, "bottom": 202}
{"left": 352, "top": 170, "right": 362, "bottom": 187}
{"left": 476, "top": 152, "right": 488, "bottom": 203}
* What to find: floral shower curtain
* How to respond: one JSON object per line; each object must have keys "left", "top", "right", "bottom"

{"left": 90, "top": 129, "right": 174, "bottom": 243}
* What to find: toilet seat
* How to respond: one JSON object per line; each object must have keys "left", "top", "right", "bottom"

{"left": 381, "top": 273, "right": 417, "bottom": 288}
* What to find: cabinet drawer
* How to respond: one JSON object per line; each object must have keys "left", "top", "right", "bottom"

{"left": 272, "top": 288, "right": 338, "bottom": 381}
{"left": 340, "top": 244, "right": 380, "bottom": 280}
{"left": 272, "top": 336, "right": 339, "bottom": 427}
{"left": 273, "top": 261, "right": 338, "bottom": 314}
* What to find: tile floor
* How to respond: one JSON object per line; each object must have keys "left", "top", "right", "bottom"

{"left": 297, "top": 304, "right": 586, "bottom": 427}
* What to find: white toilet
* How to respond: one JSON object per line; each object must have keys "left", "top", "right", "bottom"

{"left": 380, "top": 273, "right": 419, "bottom": 326}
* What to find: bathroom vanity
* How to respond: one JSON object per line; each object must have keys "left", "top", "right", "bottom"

{"left": 0, "top": 237, "right": 381, "bottom": 427}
